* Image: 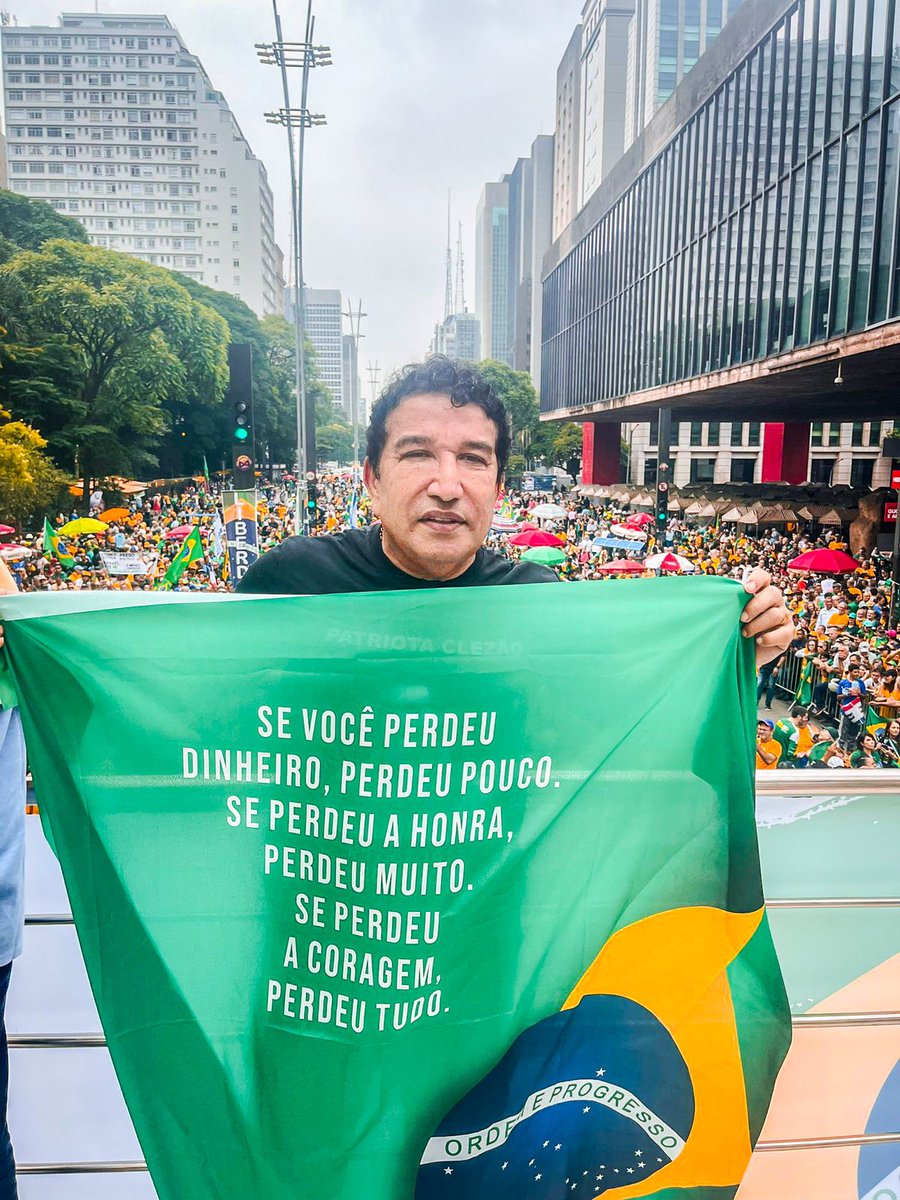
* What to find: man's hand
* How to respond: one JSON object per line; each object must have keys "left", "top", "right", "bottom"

{"left": 0, "top": 556, "right": 18, "bottom": 649}
{"left": 741, "top": 567, "right": 795, "bottom": 670}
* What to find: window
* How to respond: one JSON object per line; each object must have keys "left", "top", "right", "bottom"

{"left": 810, "top": 458, "right": 835, "bottom": 485}
{"left": 850, "top": 459, "right": 874, "bottom": 488}
{"left": 747, "top": 422, "right": 761, "bottom": 446}
{"left": 730, "top": 422, "right": 744, "bottom": 446}
{"left": 643, "top": 457, "right": 658, "bottom": 486}
{"left": 811, "top": 421, "right": 824, "bottom": 446}
{"left": 730, "top": 458, "right": 756, "bottom": 483}
{"left": 826, "top": 423, "right": 841, "bottom": 447}
{"left": 851, "top": 422, "right": 865, "bottom": 447}
{"left": 707, "top": 421, "right": 720, "bottom": 446}
{"left": 689, "top": 457, "right": 716, "bottom": 484}
{"left": 868, "top": 422, "right": 883, "bottom": 447}
{"left": 690, "top": 420, "right": 703, "bottom": 446}
{"left": 647, "top": 417, "right": 659, "bottom": 446}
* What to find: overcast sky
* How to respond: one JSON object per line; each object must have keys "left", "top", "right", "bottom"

{"left": 12, "top": 0, "right": 582, "bottom": 386}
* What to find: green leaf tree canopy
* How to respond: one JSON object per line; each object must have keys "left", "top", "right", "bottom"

{"left": 0, "top": 241, "right": 229, "bottom": 508}
{"left": 0, "top": 189, "right": 89, "bottom": 259}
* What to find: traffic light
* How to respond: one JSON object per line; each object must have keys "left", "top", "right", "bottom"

{"left": 228, "top": 344, "right": 255, "bottom": 489}
{"left": 656, "top": 463, "right": 669, "bottom": 529}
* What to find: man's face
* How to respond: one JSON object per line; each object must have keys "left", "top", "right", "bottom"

{"left": 757, "top": 722, "right": 771, "bottom": 741}
{"left": 364, "top": 393, "right": 502, "bottom": 581}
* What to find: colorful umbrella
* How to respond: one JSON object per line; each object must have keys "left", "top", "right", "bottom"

{"left": 509, "top": 529, "right": 566, "bottom": 548}
{"left": 625, "top": 512, "right": 653, "bottom": 527}
{"left": 0, "top": 544, "right": 31, "bottom": 561}
{"left": 99, "top": 507, "right": 131, "bottom": 523}
{"left": 120, "top": 481, "right": 149, "bottom": 495}
{"left": 645, "top": 551, "right": 695, "bottom": 573}
{"left": 595, "top": 559, "right": 646, "bottom": 574}
{"left": 0, "top": 525, "right": 15, "bottom": 536}
{"left": 520, "top": 546, "right": 567, "bottom": 566}
{"left": 165, "top": 524, "right": 194, "bottom": 540}
{"left": 787, "top": 548, "right": 859, "bottom": 574}
{"left": 58, "top": 518, "right": 108, "bottom": 537}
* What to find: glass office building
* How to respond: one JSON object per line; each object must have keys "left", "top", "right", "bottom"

{"left": 542, "top": 0, "right": 900, "bottom": 417}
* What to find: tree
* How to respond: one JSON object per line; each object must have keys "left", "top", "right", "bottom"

{"left": 173, "top": 279, "right": 298, "bottom": 473}
{"left": 0, "top": 190, "right": 89, "bottom": 260}
{"left": 530, "top": 420, "right": 583, "bottom": 479}
{"left": 0, "top": 240, "right": 229, "bottom": 509}
{"left": 0, "top": 408, "right": 70, "bottom": 528}
{"left": 476, "top": 360, "right": 541, "bottom": 451}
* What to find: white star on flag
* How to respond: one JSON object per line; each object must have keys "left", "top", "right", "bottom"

{"left": 443, "top": 1167, "right": 453, "bottom": 1175}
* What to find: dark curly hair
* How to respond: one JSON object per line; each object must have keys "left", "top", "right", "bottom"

{"left": 366, "top": 355, "right": 510, "bottom": 483}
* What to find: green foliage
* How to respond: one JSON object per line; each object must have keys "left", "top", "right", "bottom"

{"left": 0, "top": 408, "right": 70, "bottom": 528}
{"left": 0, "top": 189, "right": 90, "bottom": 253}
{"left": 530, "top": 420, "right": 583, "bottom": 476}
{"left": 0, "top": 241, "right": 229, "bottom": 508}
{"left": 476, "top": 359, "right": 540, "bottom": 448}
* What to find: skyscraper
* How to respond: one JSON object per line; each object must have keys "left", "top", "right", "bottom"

{"left": 553, "top": 25, "right": 582, "bottom": 241}
{"left": 1, "top": 12, "right": 283, "bottom": 316}
{"left": 475, "top": 179, "right": 511, "bottom": 366}
{"left": 580, "top": 0, "right": 634, "bottom": 205}
{"left": 303, "top": 287, "right": 344, "bottom": 411}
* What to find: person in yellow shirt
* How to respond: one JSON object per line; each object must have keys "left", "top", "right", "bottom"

{"left": 755, "top": 719, "right": 782, "bottom": 770}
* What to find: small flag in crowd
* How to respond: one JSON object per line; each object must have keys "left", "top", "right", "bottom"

{"left": 348, "top": 489, "right": 359, "bottom": 529}
{"left": 42, "top": 518, "right": 74, "bottom": 570}
{"left": 158, "top": 525, "right": 204, "bottom": 590}
{"left": 212, "top": 512, "right": 224, "bottom": 560}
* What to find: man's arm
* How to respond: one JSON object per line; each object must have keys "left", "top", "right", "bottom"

{"left": 0, "top": 557, "right": 18, "bottom": 650}
{"left": 741, "top": 568, "right": 794, "bottom": 670}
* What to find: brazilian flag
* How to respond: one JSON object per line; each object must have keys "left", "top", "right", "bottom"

{"left": 158, "top": 524, "right": 204, "bottom": 590}
{"left": 42, "top": 516, "right": 74, "bottom": 570}
{"left": 0, "top": 580, "right": 790, "bottom": 1200}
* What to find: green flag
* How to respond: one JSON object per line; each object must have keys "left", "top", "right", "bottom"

{"left": 159, "top": 524, "right": 203, "bottom": 589}
{"left": 42, "top": 516, "right": 74, "bottom": 570}
{"left": 0, "top": 580, "right": 789, "bottom": 1200}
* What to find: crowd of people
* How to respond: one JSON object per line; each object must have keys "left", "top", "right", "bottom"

{"left": 2, "top": 472, "right": 895, "bottom": 769}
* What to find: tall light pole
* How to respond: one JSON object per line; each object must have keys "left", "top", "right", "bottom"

{"left": 342, "top": 300, "right": 366, "bottom": 484}
{"left": 367, "top": 362, "right": 381, "bottom": 428}
{"left": 257, "top": 2, "right": 331, "bottom": 534}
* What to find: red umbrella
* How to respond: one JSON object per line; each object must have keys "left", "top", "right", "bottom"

{"left": 595, "top": 559, "right": 646, "bottom": 574}
{"left": 0, "top": 525, "right": 15, "bottom": 536}
{"left": 625, "top": 513, "right": 653, "bottom": 528}
{"left": 508, "top": 529, "right": 566, "bottom": 548}
{"left": 788, "top": 548, "right": 859, "bottom": 574}
{"left": 165, "top": 524, "right": 193, "bottom": 540}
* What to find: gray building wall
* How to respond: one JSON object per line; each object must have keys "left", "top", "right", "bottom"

{"left": 553, "top": 25, "right": 583, "bottom": 241}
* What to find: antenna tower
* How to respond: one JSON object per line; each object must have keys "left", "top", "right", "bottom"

{"left": 443, "top": 191, "right": 453, "bottom": 321}
{"left": 455, "top": 221, "right": 467, "bottom": 314}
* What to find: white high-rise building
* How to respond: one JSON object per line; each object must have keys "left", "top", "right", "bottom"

{"left": 303, "top": 287, "right": 343, "bottom": 411}
{"left": 1, "top": 12, "right": 283, "bottom": 316}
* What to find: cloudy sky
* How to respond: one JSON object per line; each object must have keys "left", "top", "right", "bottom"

{"left": 12, "top": 0, "right": 582, "bottom": 385}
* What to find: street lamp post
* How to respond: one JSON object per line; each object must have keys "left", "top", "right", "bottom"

{"left": 257, "top": 2, "right": 331, "bottom": 534}
{"left": 342, "top": 300, "right": 366, "bottom": 485}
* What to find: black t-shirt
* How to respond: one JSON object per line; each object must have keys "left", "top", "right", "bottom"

{"left": 235, "top": 526, "right": 560, "bottom": 595}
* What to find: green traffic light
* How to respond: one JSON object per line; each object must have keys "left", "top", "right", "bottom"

{"left": 235, "top": 427, "right": 249, "bottom": 441}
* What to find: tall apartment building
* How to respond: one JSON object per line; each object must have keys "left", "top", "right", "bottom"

{"left": 430, "top": 312, "right": 481, "bottom": 362}
{"left": 475, "top": 179, "right": 510, "bottom": 366}
{"left": 623, "top": 0, "right": 744, "bottom": 147}
{"left": 580, "top": 0, "right": 634, "bottom": 205}
{"left": 552, "top": 26, "right": 582, "bottom": 241}
{"left": 1, "top": 12, "right": 283, "bottom": 316}
{"left": 303, "top": 287, "right": 343, "bottom": 411}
{"left": 476, "top": 136, "right": 554, "bottom": 385}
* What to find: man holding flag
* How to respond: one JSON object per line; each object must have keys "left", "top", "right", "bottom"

{"left": 236, "top": 355, "right": 794, "bottom": 668}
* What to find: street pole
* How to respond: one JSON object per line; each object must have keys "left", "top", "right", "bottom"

{"left": 260, "top": 4, "right": 331, "bottom": 534}
{"left": 342, "top": 299, "right": 366, "bottom": 485}
{"left": 655, "top": 407, "right": 672, "bottom": 547}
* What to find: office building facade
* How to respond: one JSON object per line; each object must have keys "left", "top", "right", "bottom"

{"left": 475, "top": 179, "right": 511, "bottom": 365}
{"left": 543, "top": 0, "right": 900, "bottom": 489}
{"left": 303, "top": 287, "right": 344, "bottom": 410}
{"left": 1, "top": 12, "right": 282, "bottom": 316}
{"left": 553, "top": 25, "right": 583, "bottom": 240}
{"left": 430, "top": 312, "right": 482, "bottom": 362}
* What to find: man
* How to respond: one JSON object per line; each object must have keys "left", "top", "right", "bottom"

{"left": 775, "top": 707, "right": 829, "bottom": 768}
{"left": 236, "top": 357, "right": 795, "bottom": 673}
{"left": 815, "top": 593, "right": 837, "bottom": 631}
{"left": 755, "top": 719, "right": 782, "bottom": 770}
{"left": 836, "top": 663, "right": 868, "bottom": 751}
{"left": 756, "top": 648, "right": 785, "bottom": 709}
